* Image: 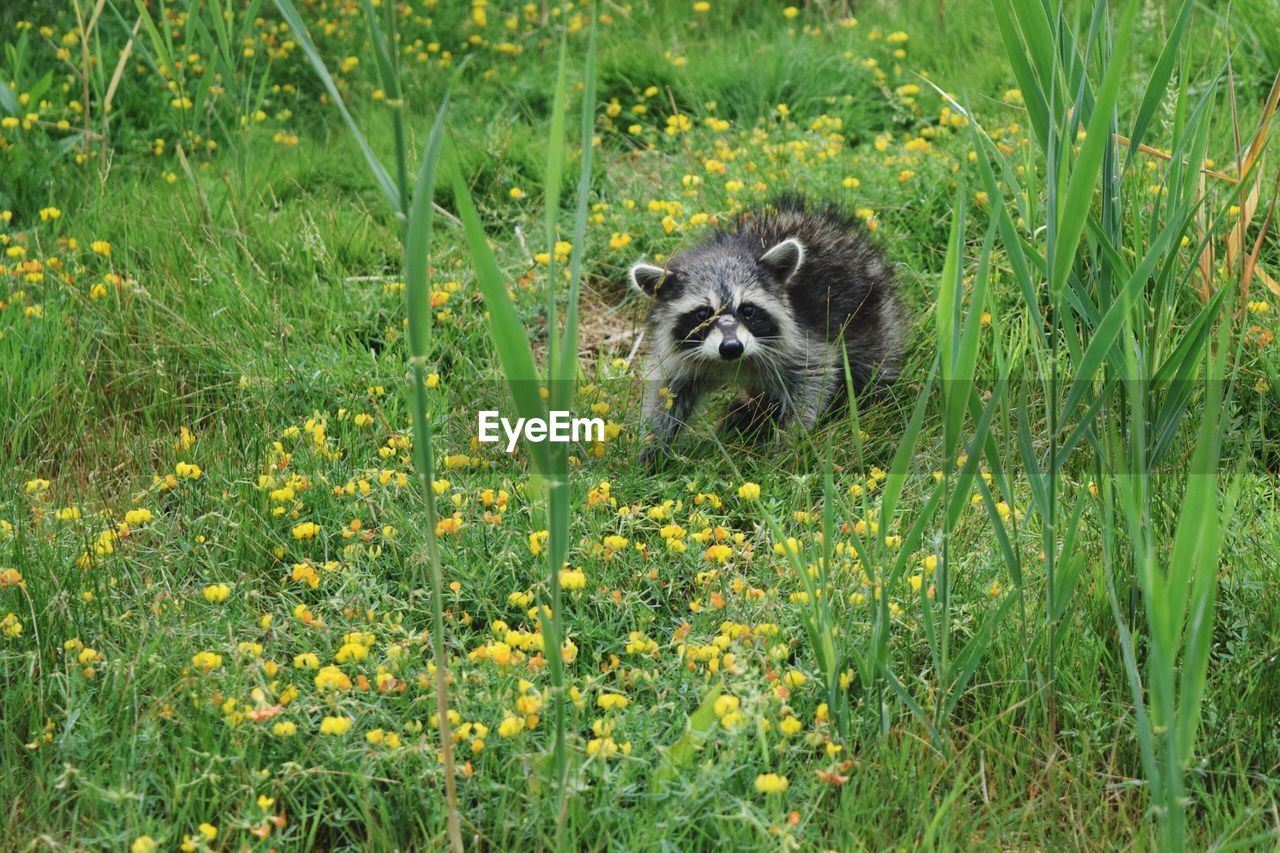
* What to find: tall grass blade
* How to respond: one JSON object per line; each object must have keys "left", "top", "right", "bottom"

{"left": 402, "top": 88, "right": 464, "bottom": 853}
{"left": 554, "top": 9, "right": 598, "bottom": 404}
{"left": 1048, "top": 0, "right": 1135, "bottom": 302}
{"left": 653, "top": 684, "right": 724, "bottom": 790}
{"left": 449, "top": 162, "right": 551, "bottom": 472}
{"left": 542, "top": 33, "right": 570, "bottom": 380}
{"left": 273, "top": 0, "right": 400, "bottom": 213}
{"left": 1125, "top": 0, "right": 1194, "bottom": 170}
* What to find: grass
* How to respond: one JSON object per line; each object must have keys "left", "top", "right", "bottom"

{"left": 2, "top": 0, "right": 1280, "bottom": 849}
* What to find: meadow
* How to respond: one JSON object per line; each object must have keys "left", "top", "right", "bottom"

{"left": 2, "top": 0, "right": 1280, "bottom": 849}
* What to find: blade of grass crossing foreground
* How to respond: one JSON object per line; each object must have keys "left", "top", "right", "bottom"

{"left": 1124, "top": 0, "right": 1194, "bottom": 172}
{"left": 273, "top": 0, "right": 400, "bottom": 214}
{"left": 449, "top": 162, "right": 550, "bottom": 470}
{"left": 1157, "top": 335, "right": 1227, "bottom": 848}
{"left": 554, "top": 9, "right": 598, "bottom": 408}
{"left": 529, "top": 45, "right": 575, "bottom": 812}
{"left": 274, "top": 1, "right": 464, "bottom": 845}
{"left": 990, "top": 0, "right": 1051, "bottom": 152}
{"left": 403, "top": 89, "right": 464, "bottom": 853}
{"left": 359, "top": 0, "right": 409, "bottom": 214}
{"left": 1049, "top": 0, "right": 1136, "bottom": 303}
{"left": 546, "top": 16, "right": 598, "bottom": 830}
{"left": 542, "top": 33, "right": 570, "bottom": 383}
{"left": 450, "top": 15, "right": 597, "bottom": 829}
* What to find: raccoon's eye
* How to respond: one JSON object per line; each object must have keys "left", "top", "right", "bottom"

{"left": 739, "top": 303, "right": 757, "bottom": 320}
{"left": 694, "top": 306, "right": 712, "bottom": 323}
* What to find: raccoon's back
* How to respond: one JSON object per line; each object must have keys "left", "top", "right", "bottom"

{"left": 730, "top": 196, "right": 900, "bottom": 344}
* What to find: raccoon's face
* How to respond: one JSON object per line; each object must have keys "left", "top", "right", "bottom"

{"left": 630, "top": 238, "right": 803, "bottom": 364}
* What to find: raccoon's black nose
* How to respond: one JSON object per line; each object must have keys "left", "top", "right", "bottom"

{"left": 719, "top": 339, "right": 744, "bottom": 360}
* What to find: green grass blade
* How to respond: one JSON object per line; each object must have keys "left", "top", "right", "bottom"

{"left": 1125, "top": 0, "right": 1194, "bottom": 170}
{"left": 941, "top": 594, "right": 1016, "bottom": 720}
{"left": 990, "top": 0, "right": 1052, "bottom": 150}
{"left": 542, "top": 32, "right": 570, "bottom": 382}
{"left": 450, "top": 153, "right": 551, "bottom": 474}
{"left": 879, "top": 362, "right": 937, "bottom": 538}
{"left": 653, "top": 684, "right": 723, "bottom": 790}
{"left": 1048, "top": 0, "right": 1136, "bottom": 302}
{"left": 876, "top": 661, "right": 944, "bottom": 751}
{"left": 273, "top": 0, "right": 400, "bottom": 213}
{"left": 553, "top": 9, "right": 598, "bottom": 407}
{"left": 401, "top": 81, "right": 464, "bottom": 853}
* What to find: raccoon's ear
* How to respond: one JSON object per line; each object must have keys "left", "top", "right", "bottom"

{"left": 629, "top": 262, "right": 670, "bottom": 297}
{"left": 759, "top": 238, "right": 805, "bottom": 284}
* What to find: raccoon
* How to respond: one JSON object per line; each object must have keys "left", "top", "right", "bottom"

{"left": 629, "top": 194, "right": 905, "bottom": 465}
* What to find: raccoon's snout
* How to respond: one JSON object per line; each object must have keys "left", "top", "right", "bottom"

{"left": 715, "top": 316, "right": 744, "bottom": 360}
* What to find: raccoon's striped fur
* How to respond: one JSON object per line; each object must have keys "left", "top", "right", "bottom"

{"left": 629, "top": 194, "right": 905, "bottom": 464}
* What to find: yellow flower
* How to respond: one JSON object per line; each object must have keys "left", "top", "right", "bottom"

{"left": 335, "top": 642, "right": 369, "bottom": 663}
{"left": 202, "top": 583, "right": 231, "bottom": 603}
{"left": 320, "top": 715, "right": 352, "bottom": 736}
{"left": 197, "top": 823, "right": 217, "bottom": 842}
{"left": 737, "top": 482, "right": 761, "bottom": 500}
{"left": 191, "top": 651, "right": 222, "bottom": 672}
{"left": 529, "top": 529, "right": 549, "bottom": 555}
{"left": 597, "top": 692, "right": 629, "bottom": 711}
{"left": 782, "top": 6, "right": 799, "bottom": 19}
{"left": 272, "top": 720, "right": 297, "bottom": 737}
{"left": 435, "top": 514, "right": 464, "bottom": 536}
{"left": 123, "top": 508, "right": 153, "bottom": 526}
{"left": 754, "top": 773, "right": 789, "bottom": 794}
{"left": 713, "top": 694, "right": 740, "bottom": 718}
{"left": 704, "top": 544, "right": 732, "bottom": 563}
{"left": 175, "top": 461, "right": 202, "bottom": 479}
{"left": 586, "top": 736, "right": 630, "bottom": 758}
{"left": 292, "top": 521, "right": 320, "bottom": 540}
{"left": 315, "top": 665, "right": 352, "bottom": 692}
{"left": 131, "top": 836, "right": 158, "bottom": 853}
{"left": 559, "top": 568, "right": 587, "bottom": 590}
{"left": 498, "top": 715, "right": 525, "bottom": 738}
{"left": 294, "top": 651, "right": 320, "bottom": 669}
{"left": 693, "top": 1, "right": 710, "bottom": 11}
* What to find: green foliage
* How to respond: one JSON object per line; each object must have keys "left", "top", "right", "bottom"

{"left": 1, "top": 0, "right": 1278, "bottom": 850}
